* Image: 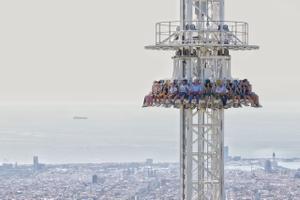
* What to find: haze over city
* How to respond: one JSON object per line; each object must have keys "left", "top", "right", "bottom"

{"left": 0, "top": 0, "right": 299, "bottom": 165}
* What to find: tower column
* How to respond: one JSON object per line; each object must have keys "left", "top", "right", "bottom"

{"left": 145, "top": 0, "right": 259, "bottom": 199}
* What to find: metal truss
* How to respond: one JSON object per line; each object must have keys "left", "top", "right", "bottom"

{"left": 172, "top": 46, "right": 228, "bottom": 200}
{"left": 145, "top": 0, "right": 259, "bottom": 200}
{"left": 180, "top": 108, "right": 224, "bottom": 200}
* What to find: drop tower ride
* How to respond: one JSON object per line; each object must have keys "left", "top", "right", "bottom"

{"left": 144, "top": 0, "right": 259, "bottom": 199}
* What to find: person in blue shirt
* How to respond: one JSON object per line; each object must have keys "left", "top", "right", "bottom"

{"left": 178, "top": 80, "right": 189, "bottom": 103}
{"left": 188, "top": 79, "right": 205, "bottom": 104}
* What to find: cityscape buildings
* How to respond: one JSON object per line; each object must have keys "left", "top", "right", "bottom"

{"left": 0, "top": 159, "right": 299, "bottom": 199}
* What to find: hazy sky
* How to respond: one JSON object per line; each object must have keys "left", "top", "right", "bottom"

{"left": 0, "top": 0, "right": 299, "bottom": 104}
{"left": 0, "top": 1, "right": 300, "bottom": 163}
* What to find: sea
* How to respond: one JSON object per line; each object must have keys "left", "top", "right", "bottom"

{"left": 0, "top": 102, "right": 299, "bottom": 165}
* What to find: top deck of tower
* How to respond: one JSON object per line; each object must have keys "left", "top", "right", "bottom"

{"left": 145, "top": 21, "right": 259, "bottom": 51}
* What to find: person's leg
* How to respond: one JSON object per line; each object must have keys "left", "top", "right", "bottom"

{"left": 148, "top": 95, "right": 153, "bottom": 106}
{"left": 251, "top": 94, "right": 259, "bottom": 106}
{"left": 184, "top": 93, "right": 189, "bottom": 107}
{"left": 157, "top": 94, "right": 161, "bottom": 104}
{"left": 196, "top": 94, "right": 200, "bottom": 104}
{"left": 221, "top": 95, "right": 228, "bottom": 106}
{"left": 180, "top": 93, "right": 185, "bottom": 104}
{"left": 188, "top": 94, "right": 193, "bottom": 104}
{"left": 236, "top": 95, "right": 241, "bottom": 105}
{"left": 153, "top": 95, "right": 157, "bottom": 104}
{"left": 204, "top": 94, "right": 208, "bottom": 105}
{"left": 184, "top": 93, "right": 188, "bottom": 103}
{"left": 240, "top": 94, "right": 246, "bottom": 105}
{"left": 252, "top": 95, "right": 259, "bottom": 107}
{"left": 173, "top": 94, "right": 178, "bottom": 104}
{"left": 247, "top": 95, "right": 255, "bottom": 106}
{"left": 206, "top": 94, "right": 211, "bottom": 108}
{"left": 146, "top": 95, "right": 150, "bottom": 105}
{"left": 168, "top": 94, "right": 172, "bottom": 103}
{"left": 172, "top": 94, "right": 177, "bottom": 103}
{"left": 159, "top": 93, "right": 164, "bottom": 104}
{"left": 179, "top": 93, "right": 182, "bottom": 103}
{"left": 162, "top": 93, "right": 167, "bottom": 104}
{"left": 255, "top": 95, "right": 260, "bottom": 106}
{"left": 143, "top": 96, "right": 147, "bottom": 106}
{"left": 155, "top": 94, "right": 160, "bottom": 105}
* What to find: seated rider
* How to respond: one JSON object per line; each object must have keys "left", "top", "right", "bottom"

{"left": 188, "top": 79, "right": 204, "bottom": 104}
{"left": 156, "top": 80, "right": 165, "bottom": 104}
{"left": 142, "top": 81, "right": 156, "bottom": 107}
{"left": 215, "top": 80, "right": 228, "bottom": 107}
{"left": 152, "top": 81, "right": 161, "bottom": 104}
{"left": 226, "top": 80, "right": 235, "bottom": 107}
{"left": 243, "top": 79, "right": 260, "bottom": 107}
{"left": 161, "top": 80, "right": 170, "bottom": 104}
{"left": 168, "top": 81, "right": 179, "bottom": 103}
{"left": 143, "top": 91, "right": 153, "bottom": 107}
{"left": 178, "top": 80, "right": 189, "bottom": 103}
{"left": 203, "top": 79, "right": 215, "bottom": 108}
{"left": 231, "top": 80, "right": 242, "bottom": 107}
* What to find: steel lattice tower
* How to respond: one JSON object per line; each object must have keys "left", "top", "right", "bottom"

{"left": 145, "top": 0, "right": 259, "bottom": 199}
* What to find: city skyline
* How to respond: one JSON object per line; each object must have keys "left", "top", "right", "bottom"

{"left": 1, "top": 160, "right": 299, "bottom": 199}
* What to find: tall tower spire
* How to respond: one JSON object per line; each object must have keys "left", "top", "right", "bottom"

{"left": 144, "top": 0, "right": 259, "bottom": 199}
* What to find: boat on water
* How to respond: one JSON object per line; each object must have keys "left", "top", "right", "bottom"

{"left": 73, "top": 116, "right": 88, "bottom": 120}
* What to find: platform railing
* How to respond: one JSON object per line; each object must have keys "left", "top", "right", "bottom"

{"left": 155, "top": 21, "right": 249, "bottom": 46}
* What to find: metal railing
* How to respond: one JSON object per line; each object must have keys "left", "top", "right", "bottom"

{"left": 155, "top": 21, "right": 249, "bottom": 46}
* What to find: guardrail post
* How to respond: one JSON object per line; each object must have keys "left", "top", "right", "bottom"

{"left": 247, "top": 23, "right": 249, "bottom": 45}
{"left": 169, "top": 22, "right": 171, "bottom": 43}
{"left": 235, "top": 22, "right": 237, "bottom": 45}
{"left": 155, "top": 23, "right": 158, "bottom": 45}
{"left": 159, "top": 24, "right": 161, "bottom": 44}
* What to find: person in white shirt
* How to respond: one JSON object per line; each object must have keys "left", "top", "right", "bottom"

{"left": 168, "top": 82, "right": 178, "bottom": 103}
{"left": 215, "top": 80, "right": 228, "bottom": 107}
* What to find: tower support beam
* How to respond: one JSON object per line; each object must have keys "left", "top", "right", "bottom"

{"left": 145, "top": 0, "right": 259, "bottom": 199}
{"left": 180, "top": 108, "right": 224, "bottom": 200}
{"left": 178, "top": 2, "right": 226, "bottom": 199}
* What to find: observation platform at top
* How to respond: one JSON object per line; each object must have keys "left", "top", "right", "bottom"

{"left": 145, "top": 21, "right": 259, "bottom": 51}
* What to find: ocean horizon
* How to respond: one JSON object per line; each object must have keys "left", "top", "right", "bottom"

{"left": 0, "top": 102, "right": 299, "bottom": 164}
